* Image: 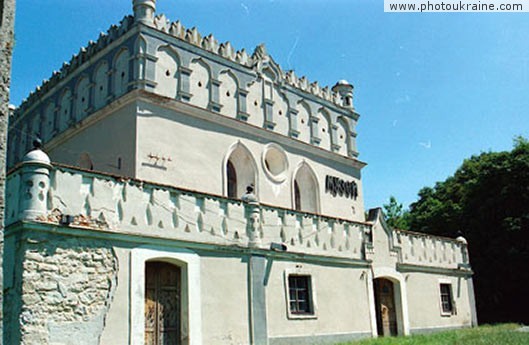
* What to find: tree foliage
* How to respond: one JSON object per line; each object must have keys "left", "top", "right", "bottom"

{"left": 383, "top": 196, "right": 410, "bottom": 230}
{"left": 408, "top": 137, "right": 529, "bottom": 323}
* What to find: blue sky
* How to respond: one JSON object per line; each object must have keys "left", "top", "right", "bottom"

{"left": 11, "top": 0, "right": 529, "bottom": 210}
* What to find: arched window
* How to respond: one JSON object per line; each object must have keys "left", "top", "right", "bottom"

{"left": 227, "top": 160, "right": 237, "bottom": 198}
{"left": 224, "top": 143, "right": 257, "bottom": 199}
{"left": 145, "top": 261, "right": 181, "bottom": 345}
{"left": 292, "top": 163, "right": 319, "bottom": 213}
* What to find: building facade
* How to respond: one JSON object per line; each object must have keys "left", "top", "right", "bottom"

{"left": 4, "top": 1, "right": 477, "bottom": 344}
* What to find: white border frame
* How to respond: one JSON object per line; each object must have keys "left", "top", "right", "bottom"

{"left": 222, "top": 140, "right": 259, "bottom": 197}
{"left": 261, "top": 143, "right": 289, "bottom": 183}
{"left": 438, "top": 278, "right": 456, "bottom": 317}
{"left": 283, "top": 268, "right": 318, "bottom": 320}
{"left": 290, "top": 161, "right": 321, "bottom": 214}
{"left": 371, "top": 267, "right": 410, "bottom": 336}
{"left": 130, "top": 246, "right": 202, "bottom": 345}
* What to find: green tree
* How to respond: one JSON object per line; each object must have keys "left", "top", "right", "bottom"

{"left": 383, "top": 196, "right": 410, "bottom": 230}
{"left": 408, "top": 137, "right": 529, "bottom": 324}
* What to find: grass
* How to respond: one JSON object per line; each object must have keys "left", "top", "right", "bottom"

{"left": 335, "top": 324, "right": 529, "bottom": 345}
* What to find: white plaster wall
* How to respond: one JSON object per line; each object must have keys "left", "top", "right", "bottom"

{"left": 199, "top": 255, "right": 250, "bottom": 344}
{"left": 218, "top": 71, "right": 238, "bottom": 118}
{"left": 296, "top": 102, "right": 311, "bottom": 143}
{"left": 189, "top": 59, "right": 210, "bottom": 109}
{"left": 114, "top": 49, "right": 130, "bottom": 98}
{"left": 317, "top": 110, "right": 331, "bottom": 151}
{"left": 48, "top": 103, "right": 137, "bottom": 176}
{"left": 59, "top": 89, "right": 72, "bottom": 132}
{"left": 144, "top": 45, "right": 356, "bottom": 160}
{"left": 246, "top": 79, "right": 263, "bottom": 127}
{"left": 94, "top": 62, "right": 109, "bottom": 110}
{"left": 272, "top": 87, "right": 289, "bottom": 135}
{"left": 336, "top": 119, "right": 348, "bottom": 156}
{"left": 135, "top": 101, "right": 365, "bottom": 221}
{"left": 405, "top": 273, "right": 472, "bottom": 332}
{"left": 266, "top": 261, "right": 372, "bottom": 338}
{"left": 155, "top": 47, "right": 179, "bottom": 99}
{"left": 99, "top": 248, "right": 131, "bottom": 345}
{"left": 370, "top": 221, "right": 397, "bottom": 268}
{"left": 75, "top": 76, "right": 91, "bottom": 122}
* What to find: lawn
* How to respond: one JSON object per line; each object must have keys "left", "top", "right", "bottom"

{"left": 335, "top": 324, "right": 529, "bottom": 345}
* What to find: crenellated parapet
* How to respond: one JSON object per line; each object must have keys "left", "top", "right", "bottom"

{"left": 7, "top": 151, "right": 470, "bottom": 271}
{"left": 13, "top": 16, "right": 136, "bottom": 119}
{"left": 395, "top": 229, "right": 471, "bottom": 271}
{"left": 6, "top": 154, "right": 369, "bottom": 260}
{"left": 150, "top": 15, "right": 354, "bottom": 110}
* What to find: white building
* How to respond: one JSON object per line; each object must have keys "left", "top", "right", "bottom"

{"left": 4, "top": 1, "right": 477, "bottom": 344}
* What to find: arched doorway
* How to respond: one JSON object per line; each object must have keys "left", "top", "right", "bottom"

{"left": 373, "top": 278, "right": 398, "bottom": 337}
{"left": 145, "top": 261, "right": 181, "bottom": 345}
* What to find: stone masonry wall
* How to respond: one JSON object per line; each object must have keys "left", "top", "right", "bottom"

{"left": 4, "top": 233, "right": 118, "bottom": 345}
{"left": 1, "top": 0, "right": 16, "bottom": 342}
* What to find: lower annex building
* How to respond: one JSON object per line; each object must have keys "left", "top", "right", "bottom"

{"left": 4, "top": 1, "right": 477, "bottom": 344}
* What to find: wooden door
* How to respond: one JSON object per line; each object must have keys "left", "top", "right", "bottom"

{"left": 145, "top": 262, "right": 181, "bottom": 345}
{"left": 374, "top": 278, "right": 398, "bottom": 336}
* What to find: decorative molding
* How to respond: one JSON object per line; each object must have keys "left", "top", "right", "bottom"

{"left": 14, "top": 16, "right": 136, "bottom": 118}
{"left": 150, "top": 16, "right": 354, "bottom": 111}
{"left": 396, "top": 263, "right": 473, "bottom": 276}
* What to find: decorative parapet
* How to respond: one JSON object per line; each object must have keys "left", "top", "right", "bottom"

{"left": 12, "top": 16, "right": 135, "bottom": 119}
{"left": 13, "top": 12, "right": 354, "bottom": 121}
{"left": 395, "top": 229, "right": 471, "bottom": 271}
{"left": 151, "top": 15, "right": 352, "bottom": 109}
{"left": 6, "top": 155, "right": 471, "bottom": 270}
{"left": 6, "top": 160, "right": 368, "bottom": 261}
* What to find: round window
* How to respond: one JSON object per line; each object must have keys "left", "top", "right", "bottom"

{"left": 262, "top": 144, "right": 289, "bottom": 183}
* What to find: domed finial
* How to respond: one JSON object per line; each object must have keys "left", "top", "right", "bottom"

{"left": 241, "top": 183, "right": 258, "bottom": 203}
{"left": 133, "top": 0, "right": 156, "bottom": 26}
{"left": 332, "top": 80, "right": 354, "bottom": 108}
{"left": 33, "top": 137, "right": 43, "bottom": 150}
{"left": 246, "top": 184, "right": 254, "bottom": 194}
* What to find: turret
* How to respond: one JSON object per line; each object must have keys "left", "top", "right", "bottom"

{"left": 18, "top": 139, "right": 51, "bottom": 221}
{"left": 133, "top": 0, "right": 156, "bottom": 26}
{"left": 332, "top": 80, "right": 354, "bottom": 109}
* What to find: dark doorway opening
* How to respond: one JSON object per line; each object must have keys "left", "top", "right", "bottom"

{"left": 145, "top": 261, "right": 181, "bottom": 345}
{"left": 374, "top": 278, "right": 398, "bottom": 337}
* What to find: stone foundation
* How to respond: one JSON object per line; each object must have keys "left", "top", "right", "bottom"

{"left": 4, "top": 233, "right": 117, "bottom": 345}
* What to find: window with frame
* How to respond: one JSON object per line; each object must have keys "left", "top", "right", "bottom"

{"left": 288, "top": 275, "right": 313, "bottom": 315}
{"left": 440, "top": 283, "right": 454, "bottom": 315}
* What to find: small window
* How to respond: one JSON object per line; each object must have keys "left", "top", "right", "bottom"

{"left": 440, "top": 283, "right": 455, "bottom": 315}
{"left": 288, "top": 275, "right": 313, "bottom": 315}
